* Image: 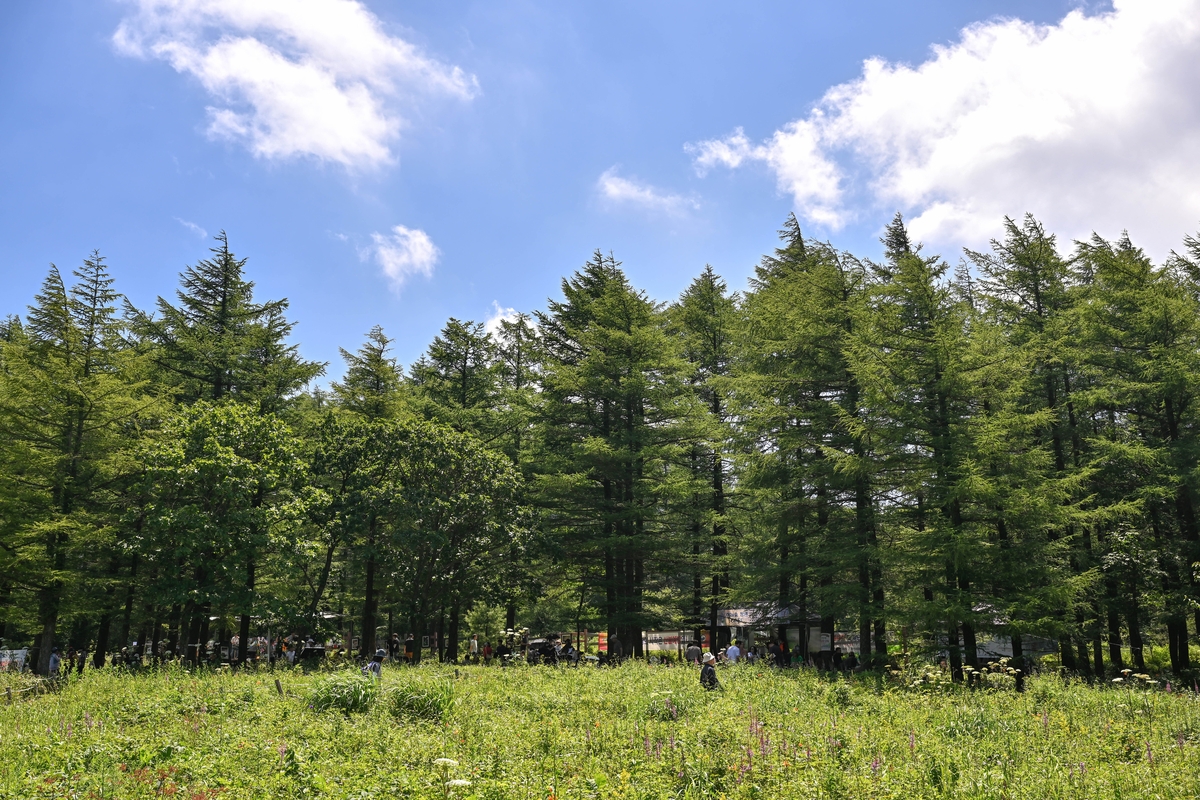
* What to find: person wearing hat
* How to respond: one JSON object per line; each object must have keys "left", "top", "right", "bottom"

{"left": 365, "top": 648, "right": 385, "bottom": 678}
{"left": 700, "top": 652, "right": 720, "bottom": 691}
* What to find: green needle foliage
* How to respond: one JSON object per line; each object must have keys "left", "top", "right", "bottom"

{"left": 4, "top": 215, "right": 1200, "bottom": 684}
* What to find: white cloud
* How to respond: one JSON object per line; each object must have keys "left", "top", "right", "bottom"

{"left": 689, "top": 0, "right": 1200, "bottom": 254}
{"left": 370, "top": 225, "right": 439, "bottom": 289}
{"left": 114, "top": 0, "right": 477, "bottom": 169}
{"left": 484, "top": 301, "right": 518, "bottom": 337}
{"left": 174, "top": 217, "right": 207, "bottom": 238}
{"left": 597, "top": 167, "right": 698, "bottom": 214}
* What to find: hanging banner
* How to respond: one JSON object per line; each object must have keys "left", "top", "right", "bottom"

{"left": 0, "top": 649, "right": 28, "bottom": 672}
{"left": 644, "top": 631, "right": 682, "bottom": 652}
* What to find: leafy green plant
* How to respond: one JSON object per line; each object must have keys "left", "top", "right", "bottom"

{"left": 644, "top": 690, "right": 691, "bottom": 721}
{"left": 387, "top": 675, "right": 454, "bottom": 722}
{"left": 309, "top": 671, "right": 379, "bottom": 715}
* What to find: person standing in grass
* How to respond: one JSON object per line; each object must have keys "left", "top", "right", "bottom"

{"left": 685, "top": 640, "right": 702, "bottom": 664}
{"left": 608, "top": 634, "right": 623, "bottom": 664}
{"left": 365, "top": 648, "right": 385, "bottom": 678}
{"left": 404, "top": 634, "right": 415, "bottom": 665}
{"left": 725, "top": 639, "right": 741, "bottom": 664}
{"left": 469, "top": 634, "right": 479, "bottom": 663}
{"left": 388, "top": 633, "right": 401, "bottom": 662}
{"left": 700, "top": 652, "right": 720, "bottom": 691}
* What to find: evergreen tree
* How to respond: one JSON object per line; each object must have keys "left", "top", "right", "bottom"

{"left": 410, "top": 318, "right": 497, "bottom": 435}
{"left": 968, "top": 216, "right": 1094, "bottom": 675}
{"left": 129, "top": 232, "right": 324, "bottom": 410}
{"left": 535, "top": 252, "right": 699, "bottom": 654}
{"left": 1074, "top": 232, "right": 1200, "bottom": 673}
{"left": 738, "top": 216, "right": 880, "bottom": 660}
{"left": 0, "top": 254, "right": 153, "bottom": 672}
{"left": 848, "top": 222, "right": 979, "bottom": 678}
{"left": 332, "top": 326, "right": 405, "bottom": 421}
{"left": 670, "top": 265, "right": 738, "bottom": 651}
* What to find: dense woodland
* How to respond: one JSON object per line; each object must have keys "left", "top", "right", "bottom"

{"left": 3, "top": 214, "right": 1200, "bottom": 681}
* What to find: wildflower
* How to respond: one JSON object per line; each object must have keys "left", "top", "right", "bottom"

{"left": 434, "top": 758, "right": 460, "bottom": 768}
{"left": 446, "top": 779, "right": 472, "bottom": 788}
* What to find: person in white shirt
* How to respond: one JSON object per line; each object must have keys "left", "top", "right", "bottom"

{"left": 725, "top": 640, "right": 741, "bottom": 663}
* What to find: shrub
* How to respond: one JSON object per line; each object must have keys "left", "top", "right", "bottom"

{"left": 387, "top": 676, "right": 454, "bottom": 722}
{"left": 309, "top": 671, "right": 380, "bottom": 715}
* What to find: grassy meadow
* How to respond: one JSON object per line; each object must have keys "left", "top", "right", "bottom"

{"left": 2, "top": 662, "right": 1199, "bottom": 799}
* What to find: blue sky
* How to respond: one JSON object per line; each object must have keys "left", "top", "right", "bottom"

{"left": 3, "top": 0, "right": 1198, "bottom": 374}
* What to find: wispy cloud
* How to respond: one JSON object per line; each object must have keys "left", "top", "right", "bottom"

{"left": 689, "top": 0, "right": 1200, "bottom": 253}
{"left": 174, "top": 217, "right": 207, "bottom": 238}
{"left": 114, "top": 0, "right": 477, "bottom": 170}
{"left": 596, "top": 167, "right": 698, "bottom": 215}
{"left": 369, "top": 224, "right": 439, "bottom": 290}
{"left": 484, "top": 301, "right": 518, "bottom": 337}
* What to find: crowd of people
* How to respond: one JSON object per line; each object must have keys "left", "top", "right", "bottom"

{"left": 8, "top": 627, "right": 872, "bottom": 690}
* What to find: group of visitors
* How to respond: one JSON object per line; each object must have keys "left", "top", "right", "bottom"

{"left": 683, "top": 637, "right": 866, "bottom": 690}
{"left": 682, "top": 637, "right": 793, "bottom": 668}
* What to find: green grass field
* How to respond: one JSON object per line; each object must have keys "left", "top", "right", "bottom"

{"left": 2, "top": 663, "right": 1199, "bottom": 799}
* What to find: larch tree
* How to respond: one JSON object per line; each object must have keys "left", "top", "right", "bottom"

{"left": 536, "top": 252, "right": 700, "bottom": 655}
{"left": 0, "top": 255, "right": 154, "bottom": 673}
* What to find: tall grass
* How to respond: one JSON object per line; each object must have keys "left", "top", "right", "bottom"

{"left": 1, "top": 662, "right": 1198, "bottom": 798}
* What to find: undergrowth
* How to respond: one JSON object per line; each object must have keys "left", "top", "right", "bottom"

{"left": 1, "top": 662, "right": 1198, "bottom": 798}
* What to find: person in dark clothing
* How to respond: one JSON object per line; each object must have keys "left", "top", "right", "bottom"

{"left": 365, "top": 648, "right": 385, "bottom": 678}
{"left": 388, "top": 633, "right": 401, "bottom": 662}
{"left": 700, "top": 652, "right": 720, "bottom": 691}
{"left": 404, "top": 634, "right": 415, "bottom": 664}
{"left": 608, "top": 634, "right": 623, "bottom": 664}
{"left": 685, "top": 641, "right": 702, "bottom": 664}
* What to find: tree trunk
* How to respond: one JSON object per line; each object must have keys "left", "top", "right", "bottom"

{"left": 198, "top": 604, "right": 211, "bottom": 664}
{"left": 1011, "top": 632, "right": 1025, "bottom": 691}
{"left": 1060, "top": 637, "right": 1077, "bottom": 672}
{"left": 167, "top": 604, "right": 181, "bottom": 658}
{"left": 948, "top": 624, "right": 963, "bottom": 683}
{"left": 436, "top": 605, "right": 446, "bottom": 662}
{"left": 962, "top": 622, "right": 979, "bottom": 669}
{"left": 1107, "top": 608, "right": 1124, "bottom": 673}
{"left": 93, "top": 611, "right": 112, "bottom": 669}
{"left": 446, "top": 596, "right": 461, "bottom": 663}
{"left": 1129, "top": 590, "right": 1145, "bottom": 671}
{"left": 360, "top": 554, "right": 374, "bottom": 662}
{"left": 238, "top": 559, "right": 255, "bottom": 665}
{"left": 692, "top": 538, "right": 703, "bottom": 644}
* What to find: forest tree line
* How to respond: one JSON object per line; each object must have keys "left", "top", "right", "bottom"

{"left": 3, "top": 214, "right": 1200, "bottom": 681}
